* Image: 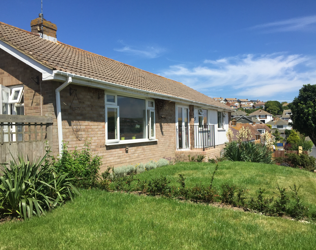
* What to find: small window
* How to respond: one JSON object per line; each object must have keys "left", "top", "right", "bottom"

{"left": 277, "top": 125, "right": 283, "bottom": 128}
{"left": 106, "top": 94, "right": 116, "bottom": 104}
{"left": 218, "top": 112, "right": 224, "bottom": 129}
{"left": 9, "top": 87, "right": 23, "bottom": 103}
{"left": 148, "top": 101, "right": 154, "bottom": 108}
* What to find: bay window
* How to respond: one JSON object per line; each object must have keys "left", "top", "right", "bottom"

{"left": 105, "top": 93, "right": 155, "bottom": 143}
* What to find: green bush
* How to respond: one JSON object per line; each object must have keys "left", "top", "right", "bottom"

{"left": 224, "top": 141, "right": 273, "bottom": 164}
{"left": 53, "top": 142, "right": 102, "bottom": 187}
{"left": 285, "top": 153, "right": 316, "bottom": 171}
{"left": 0, "top": 153, "right": 79, "bottom": 220}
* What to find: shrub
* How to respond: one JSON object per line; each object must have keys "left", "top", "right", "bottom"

{"left": 156, "top": 159, "right": 169, "bottom": 167}
{"left": 285, "top": 153, "right": 316, "bottom": 171}
{"left": 0, "top": 153, "right": 79, "bottom": 220}
{"left": 145, "top": 161, "right": 157, "bottom": 171}
{"left": 147, "top": 177, "right": 171, "bottom": 195}
{"left": 136, "top": 164, "right": 145, "bottom": 174}
{"left": 224, "top": 141, "right": 273, "bottom": 164}
{"left": 196, "top": 155, "right": 205, "bottom": 162}
{"left": 54, "top": 142, "right": 102, "bottom": 187}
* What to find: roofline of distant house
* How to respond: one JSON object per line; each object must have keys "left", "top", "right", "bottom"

{"left": 0, "top": 39, "right": 231, "bottom": 112}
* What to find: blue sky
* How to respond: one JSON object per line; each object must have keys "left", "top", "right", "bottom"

{"left": 2, "top": 0, "right": 316, "bottom": 102}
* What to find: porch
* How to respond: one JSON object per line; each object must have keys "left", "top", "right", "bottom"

{"left": 176, "top": 124, "right": 225, "bottom": 162}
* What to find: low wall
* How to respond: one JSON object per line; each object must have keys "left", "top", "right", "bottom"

{"left": 175, "top": 144, "right": 226, "bottom": 162}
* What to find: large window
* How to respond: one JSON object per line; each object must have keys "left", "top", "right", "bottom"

{"left": 198, "top": 109, "right": 208, "bottom": 127}
{"left": 218, "top": 112, "right": 224, "bottom": 129}
{"left": 105, "top": 94, "right": 155, "bottom": 143}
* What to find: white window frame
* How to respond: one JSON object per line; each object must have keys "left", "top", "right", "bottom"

{"left": 105, "top": 105, "right": 120, "bottom": 143}
{"left": 218, "top": 111, "right": 224, "bottom": 129}
{"left": 0, "top": 85, "right": 10, "bottom": 114}
{"left": 147, "top": 100, "right": 155, "bottom": 140}
{"left": 9, "top": 86, "right": 23, "bottom": 103}
{"left": 176, "top": 105, "right": 190, "bottom": 150}
{"left": 105, "top": 93, "right": 156, "bottom": 145}
{"left": 105, "top": 94, "right": 117, "bottom": 105}
{"left": 257, "top": 129, "right": 265, "bottom": 134}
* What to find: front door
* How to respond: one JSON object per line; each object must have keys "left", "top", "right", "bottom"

{"left": 177, "top": 106, "right": 189, "bottom": 149}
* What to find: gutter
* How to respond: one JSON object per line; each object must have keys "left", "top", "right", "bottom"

{"left": 55, "top": 75, "right": 73, "bottom": 155}
{"left": 50, "top": 70, "right": 232, "bottom": 112}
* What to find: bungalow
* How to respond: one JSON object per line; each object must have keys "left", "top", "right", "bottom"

{"left": 0, "top": 17, "right": 231, "bottom": 169}
{"left": 248, "top": 109, "right": 273, "bottom": 124}
{"left": 266, "top": 119, "right": 292, "bottom": 130}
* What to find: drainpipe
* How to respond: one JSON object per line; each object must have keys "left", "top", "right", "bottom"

{"left": 56, "top": 76, "right": 72, "bottom": 155}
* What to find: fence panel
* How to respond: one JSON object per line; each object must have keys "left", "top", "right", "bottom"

{"left": 0, "top": 115, "right": 53, "bottom": 164}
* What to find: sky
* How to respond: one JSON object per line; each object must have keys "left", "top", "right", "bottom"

{"left": 1, "top": 0, "right": 316, "bottom": 102}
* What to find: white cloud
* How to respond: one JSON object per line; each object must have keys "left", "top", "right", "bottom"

{"left": 114, "top": 45, "right": 165, "bottom": 58}
{"left": 250, "top": 15, "right": 316, "bottom": 32}
{"left": 161, "top": 53, "right": 316, "bottom": 98}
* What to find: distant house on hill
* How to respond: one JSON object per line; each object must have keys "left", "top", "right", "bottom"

{"left": 248, "top": 109, "right": 273, "bottom": 124}
{"left": 253, "top": 102, "right": 265, "bottom": 109}
{"left": 281, "top": 109, "right": 292, "bottom": 123}
{"left": 231, "top": 110, "right": 247, "bottom": 117}
{"left": 267, "top": 119, "right": 292, "bottom": 130}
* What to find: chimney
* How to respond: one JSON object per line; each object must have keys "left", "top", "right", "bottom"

{"left": 31, "top": 14, "right": 57, "bottom": 42}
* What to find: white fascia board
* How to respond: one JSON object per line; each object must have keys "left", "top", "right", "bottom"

{"left": 0, "top": 40, "right": 53, "bottom": 79}
{"left": 52, "top": 70, "right": 232, "bottom": 112}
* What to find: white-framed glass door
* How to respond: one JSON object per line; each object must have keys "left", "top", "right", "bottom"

{"left": 176, "top": 106, "right": 189, "bottom": 149}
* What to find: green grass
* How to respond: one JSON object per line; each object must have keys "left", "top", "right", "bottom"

{"left": 1, "top": 189, "right": 316, "bottom": 250}
{"left": 1, "top": 161, "right": 316, "bottom": 249}
{"left": 135, "top": 161, "right": 316, "bottom": 207}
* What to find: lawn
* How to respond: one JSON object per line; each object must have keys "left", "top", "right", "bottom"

{"left": 135, "top": 161, "right": 316, "bottom": 207}
{"left": 1, "top": 161, "right": 316, "bottom": 249}
{"left": 1, "top": 190, "right": 316, "bottom": 250}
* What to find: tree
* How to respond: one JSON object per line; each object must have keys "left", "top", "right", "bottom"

{"left": 290, "top": 84, "right": 316, "bottom": 146}
{"left": 265, "top": 101, "right": 283, "bottom": 115}
{"left": 287, "top": 130, "right": 300, "bottom": 145}
{"left": 272, "top": 130, "right": 283, "bottom": 142}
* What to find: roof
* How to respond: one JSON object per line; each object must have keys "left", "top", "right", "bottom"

{"left": 225, "top": 98, "right": 237, "bottom": 101}
{"left": 266, "top": 119, "right": 288, "bottom": 126}
{"left": 0, "top": 21, "right": 230, "bottom": 110}
{"left": 231, "top": 110, "right": 247, "bottom": 116}
{"left": 254, "top": 102, "right": 265, "bottom": 106}
{"left": 238, "top": 99, "right": 249, "bottom": 102}
{"left": 249, "top": 109, "right": 272, "bottom": 116}
{"left": 230, "top": 123, "right": 260, "bottom": 141}
{"left": 253, "top": 123, "right": 271, "bottom": 131}
{"left": 282, "top": 109, "right": 291, "bottom": 118}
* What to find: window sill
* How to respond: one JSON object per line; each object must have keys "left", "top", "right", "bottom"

{"left": 106, "top": 139, "right": 158, "bottom": 146}
{"left": 217, "top": 129, "right": 226, "bottom": 131}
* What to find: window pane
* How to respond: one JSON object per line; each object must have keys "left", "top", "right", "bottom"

{"left": 107, "top": 95, "right": 115, "bottom": 103}
{"left": 2, "top": 104, "right": 9, "bottom": 114}
{"left": 218, "top": 112, "right": 222, "bottom": 128}
{"left": 178, "top": 107, "right": 183, "bottom": 149}
{"left": 118, "top": 96, "right": 146, "bottom": 140}
{"left": 13, "top": 90, "right": 20, "bottom": 100}
{"left": 2, "top": 89, "right": 9, "bottom": 103}
{"left": 148, "top": 101, "right": 154, "bottom": 108}
{"left": 108, "top": 108, "right": 118, "bottom": 140}
{"left": 150, "top": 111, "right": 155, "bottom": 138}
{"left": 16, "top": 106, "right": 24, "bottom": 115}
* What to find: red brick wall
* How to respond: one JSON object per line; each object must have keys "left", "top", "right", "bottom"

{"left": 0, "top": 50, "right": 177, "bottom": 171}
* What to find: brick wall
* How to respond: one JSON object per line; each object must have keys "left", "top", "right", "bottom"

{"left": 0, "top": 50, "right": 177, "bottom": 171}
